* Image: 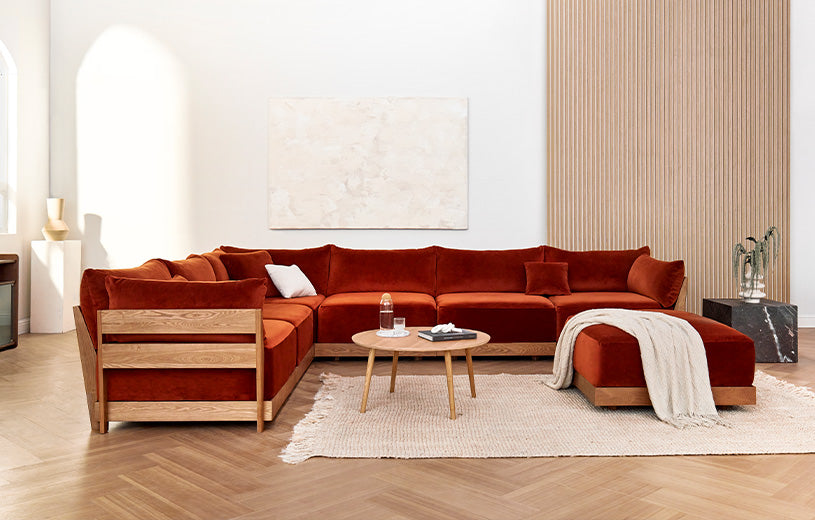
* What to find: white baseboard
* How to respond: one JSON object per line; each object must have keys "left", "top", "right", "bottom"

{"left": 799, "top": 315, "right": 815, "bottom": 328}
{"left": 18, "top": 318, "right": 29, "bottom": 334}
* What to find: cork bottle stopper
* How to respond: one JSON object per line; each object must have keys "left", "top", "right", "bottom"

{"left": 381, "top": 293, "right": 392, "bottom": 301}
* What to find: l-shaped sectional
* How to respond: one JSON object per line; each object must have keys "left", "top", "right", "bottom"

{"left": 75, "top": 244, "right": 700, "bottom": 432}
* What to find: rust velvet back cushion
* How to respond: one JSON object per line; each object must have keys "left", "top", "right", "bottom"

{"left": 543, "top": 245, "right": 650, "bottom": 292}
{"left": 220, "top": 250, "right": 277, "bottom": 297}
{"left": 326, "top": 246, "right": 437, "bottom": 295}
{"left": 79, "top": 259, "right": 172, "bottom": 347}
{"left": 160, "top": 255, "right": 216, "bottom": 281}
{"left": 220, "top": 245, "right": 331, "bottom": 295}
{"left": 105, "top": 276, "right": 266, "bottom": 311}
{"left": 201, "top": 250, "right": 230, "bottom": 281}
{"left": 626, "top": 255, "right": 685, "bottom": 308}
{"left": 524, "top": 262, "right": 571, "bottom": 295}
{"left": 436, "top": 246, "right": 545, "bottom": 294}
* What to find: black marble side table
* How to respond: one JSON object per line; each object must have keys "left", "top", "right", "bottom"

{"left": 702, "top": 298, "right": 798, "bottom": 363}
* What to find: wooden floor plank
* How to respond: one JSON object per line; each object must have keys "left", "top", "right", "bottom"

{"left": 0, "top": 329, "right": 813, "bottom": 518}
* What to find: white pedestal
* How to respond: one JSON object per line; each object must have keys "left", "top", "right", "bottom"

{"left": 30, "top": 240, "right": 82, "bottom": 333}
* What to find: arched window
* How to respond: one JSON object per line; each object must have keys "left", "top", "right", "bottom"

{"left": 0, "top": 40, "right": 17, "bottom": 234}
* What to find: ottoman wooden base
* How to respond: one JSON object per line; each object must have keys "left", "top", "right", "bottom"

{"left": 573, "top": 372, "right": 756, "bottom": 407}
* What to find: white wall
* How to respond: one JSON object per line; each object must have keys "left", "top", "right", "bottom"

{"left": 0, "top": 0, "right": 50, "bottom": 328}
{"left": 48, "top": 0, "right": 812, "bottom": 326}
{"left": 50, "top": 0, "right": 545, "bottom": 269}
{"left": 791, "top": 0, "right": 815, "bottom": 326}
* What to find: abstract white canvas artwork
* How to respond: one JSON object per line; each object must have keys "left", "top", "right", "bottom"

{"left": 268, "top": 98, "right": 468, "bottom": 229}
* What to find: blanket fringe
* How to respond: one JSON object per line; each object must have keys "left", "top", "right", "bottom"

{"left": 279, "top": 372, "right": 341, "bottom": 464}
{"left": 665, "top": 414, "right": 730, "bottom": 429}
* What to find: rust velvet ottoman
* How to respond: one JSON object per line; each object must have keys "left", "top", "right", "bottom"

{"left": 571, "top": 310, "right": 757, "bottom": 407}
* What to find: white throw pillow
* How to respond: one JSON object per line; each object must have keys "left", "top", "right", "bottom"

{"left": 264, "top": 264, "right": 317, "bottom": 298}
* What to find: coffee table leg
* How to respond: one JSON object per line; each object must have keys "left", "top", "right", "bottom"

{"left": 444, "top": 351, "right": 456, "bottom": 420}
{"left": 390, "top": 351, "right": 399, "bottom": 392}
{"left": 360, "top": 348, "right": 376, "bottom": 413}
{"left": 465, "top": 349, "right": 476, "bottom": 398}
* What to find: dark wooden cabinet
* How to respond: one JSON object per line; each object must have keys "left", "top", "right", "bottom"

{"left": 0, "top": 254, "right": 18, "bottom": 351}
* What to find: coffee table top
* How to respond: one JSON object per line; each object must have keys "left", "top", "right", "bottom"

{"left": 352, "top": 327, "right": 490, "bottom": 353}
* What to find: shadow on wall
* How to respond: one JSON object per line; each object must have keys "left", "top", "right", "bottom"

{"left": 82, "top": 213, "right": 109, "bottom": 269}
{"left": 76, "top": 25, "right": 192, "bottom": 268}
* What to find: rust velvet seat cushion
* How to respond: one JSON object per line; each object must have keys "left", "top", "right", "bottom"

{"left": 548, "top": 292, "right": 661, "bottom": 334}
{"left": 524, "top": 262, "right": 570, "bottom": 296}
{"left": 79, "top": 259, "right": 172, "bottom": 348}
{"left": 572, "top": 310, "right": 755, "bottom": 388}
{"left": 264, "top": 294, "right": 325, "bottom": 310}
{"left": 326, "top": 246, "right": 437, "bottom": 295}
{"left": 317, "top": 292, "right": 437, "bottom": 343}
{"left": 544, "top": 245, "right": 650, "bottom": 292}
{"left": 436, "top": 292, "right": 557, "bottom": 343}
{"left": 160, "top": 255, "right": 217, "bottom": 281}
{"left": 262, "top": 302, "right": 314, "bottom": 363}
{"left": 220, "top": 251, "right": 277, "bottom": 297}
{"left": 627, "top": 255, "right": 685, "bottom": 308}
{"left": 220, "top": 245, "right": 332, "bottom": 295}
{"left": 436, "top": 246, "right": 545, "bottom": 294}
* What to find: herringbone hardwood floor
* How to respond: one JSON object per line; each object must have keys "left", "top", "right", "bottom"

{"left": 1, "top": 329, "right": 814, "bottom": 519}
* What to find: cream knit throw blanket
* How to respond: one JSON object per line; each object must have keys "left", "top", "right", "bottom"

{"left": 548, "top": 308, "right": 724, "bottom": 428}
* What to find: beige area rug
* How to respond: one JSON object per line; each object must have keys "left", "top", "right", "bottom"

{"left": 280, "top": 371, "right": 815, "bottom": 464}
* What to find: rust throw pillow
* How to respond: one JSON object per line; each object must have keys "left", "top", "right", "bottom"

{"left": 524, "top": 262, "right": 571, "bottom": 296}
{"left": 220, "top": 251, "right": 277, "bottom": 297}
{"left": 626, "top": 255, "right": 685, "bottom": 308}
{"left": 160, "top": 255, "right": 216, "bottom": 281}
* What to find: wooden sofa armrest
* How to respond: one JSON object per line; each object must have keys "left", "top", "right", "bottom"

{"left": 673, "top": 277, "right": 689, "bottom": 312}
{"left": 95, "top": 308, "right": 264, "bottom": 433}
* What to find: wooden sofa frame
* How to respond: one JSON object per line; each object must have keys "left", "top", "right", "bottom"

{"left": 74, "top": 306, "right": 314, "bottom": 433}
{"left": 73, "top": 278, "right": 691, "bottom": 429}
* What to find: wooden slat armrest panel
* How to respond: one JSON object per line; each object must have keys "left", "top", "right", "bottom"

{"left": 99, "top": 309, "right": 258, "bottom": 334}
{"left": 100, "top": 342, "right": 257, "bottom": 369}
{"left": 96, "top": 308, "right": 265, "bottom": 433}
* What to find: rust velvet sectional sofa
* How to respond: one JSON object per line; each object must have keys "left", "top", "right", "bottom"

{"left": 74, "top": 244, "right": 690, "bottom": 432}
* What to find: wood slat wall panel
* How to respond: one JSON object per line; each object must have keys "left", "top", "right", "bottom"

{"left": 546, "top": 0, "right": 789, "bottom": 313}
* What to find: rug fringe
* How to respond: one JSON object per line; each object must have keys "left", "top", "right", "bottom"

{"left": 755, "top": 370, "right": 815, "bottom": 401}
{"left": 279, "top": 372, "right": 341, "bottom": 464}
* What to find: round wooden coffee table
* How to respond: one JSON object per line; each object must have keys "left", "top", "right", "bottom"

{"left": 352, "top": 327, "right": 490, "bottom": 420}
